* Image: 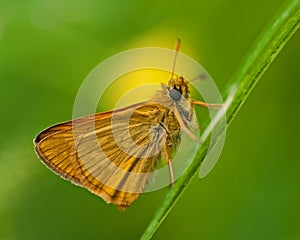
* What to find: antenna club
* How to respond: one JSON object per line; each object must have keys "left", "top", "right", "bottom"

{"left": 170, "top": 38, "right": 181, "bottom": 80}
{"left": 175, "top": 38, "right": 181, "bottom": 52}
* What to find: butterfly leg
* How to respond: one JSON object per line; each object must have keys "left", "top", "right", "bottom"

{"left": 173, "top": 106, "right": 199, "bottom": 142}
{"left": 164, "top": 142, "right": 175, "bottom": 186}
{"left": 191, "top": 100, "right": 223, "bottom": 110}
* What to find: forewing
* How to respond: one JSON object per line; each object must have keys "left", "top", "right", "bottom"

{"left": 34, "top": 102, "right": 170, "bottom": 209}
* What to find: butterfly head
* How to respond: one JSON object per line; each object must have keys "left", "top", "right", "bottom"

{"left": 168, "top": 76, "right": 190, "bottom": 101}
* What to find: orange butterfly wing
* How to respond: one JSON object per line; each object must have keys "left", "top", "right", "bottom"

{"left": 34, "top": 102, "right": 179, "bottom": 210}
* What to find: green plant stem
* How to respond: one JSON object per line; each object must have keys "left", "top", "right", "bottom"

{"left": 140, "top": 0, "right": 300, "bottom": 239}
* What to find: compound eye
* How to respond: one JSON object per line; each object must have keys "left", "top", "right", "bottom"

{"left": 170, "top": 88, "right": 182, "bottom": 101}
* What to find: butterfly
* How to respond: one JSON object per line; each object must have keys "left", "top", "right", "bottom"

{"left": 34, "top": 39, "right": 220, "bottom": 210}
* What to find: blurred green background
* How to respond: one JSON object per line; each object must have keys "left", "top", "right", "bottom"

{"left": 0, "top": 0, "right": 299, "bottom": 239}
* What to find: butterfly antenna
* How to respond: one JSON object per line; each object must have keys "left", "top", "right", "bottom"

{"left": 170, "top": 38, "right": 181, "bottom": 80}
{"left": 189, "top": 73, "right": 208, "bottom": 82}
